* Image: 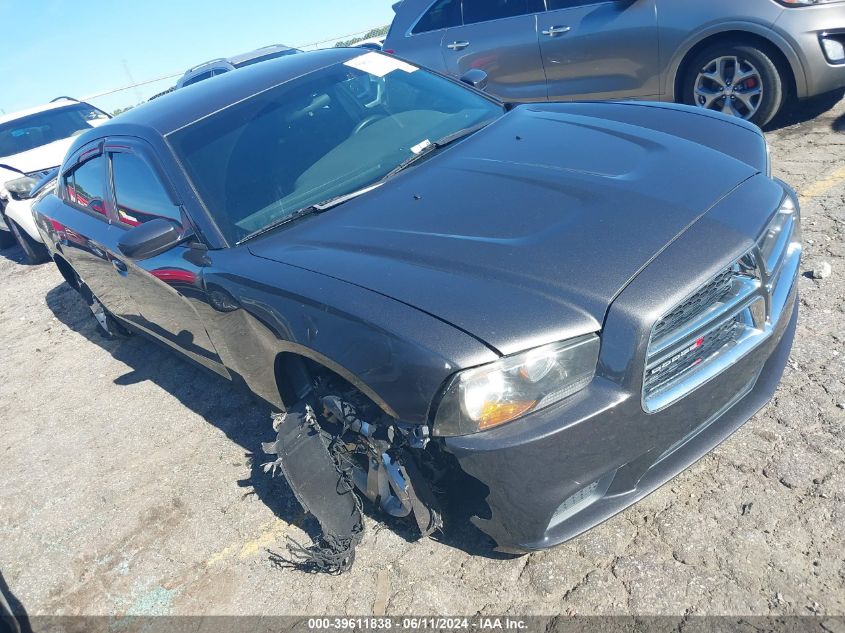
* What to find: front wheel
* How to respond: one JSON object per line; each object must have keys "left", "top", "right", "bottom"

{"left": 682, "top": 43, "right": 785, "bottom": 127}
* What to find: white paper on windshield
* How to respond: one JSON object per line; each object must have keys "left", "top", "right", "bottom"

{"left": 411, "top": 140, "right": 432, "bottom": 155}
{"left": 344, "top": 52, "right": 418, "bottom": 77}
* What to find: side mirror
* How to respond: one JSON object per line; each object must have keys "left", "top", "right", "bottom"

{"left": 460, "top": 69, "right": 488, "bottom": 91}
{"left": 118, "top": 218, "right": 186, "bottom": 260}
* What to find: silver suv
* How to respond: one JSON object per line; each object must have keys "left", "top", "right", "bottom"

{"left": 176, "top": 44, "right": 300, "bottom": 89}
{"left": 384, "top": 0, "right": 845, "bottom": 126}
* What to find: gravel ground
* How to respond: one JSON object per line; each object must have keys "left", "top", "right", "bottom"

{"left": 1, "top": 96, "right": 844, "bottom": 621}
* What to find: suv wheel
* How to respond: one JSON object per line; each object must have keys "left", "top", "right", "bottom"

{"left": 8, "top": 220, "right": 49, "bottom": 264}
{"left": 682, "top": 42, "right": 784, "bottom": 127}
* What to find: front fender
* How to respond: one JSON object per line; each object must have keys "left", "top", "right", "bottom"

{"left": 198, "top": 247, "right": 498, "bottom": 423}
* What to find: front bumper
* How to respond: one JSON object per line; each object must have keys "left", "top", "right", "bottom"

{"left": 444, "top": 176, "right": 801, "bottom": 552}
{"left": 3, "top": 197, "right": 43, "bottom": 243}
{"left": 774, "top": 4, "right": 845, "bottom": 98}
{"left": 447, "top": 292, "right": 796, "bottom": 552}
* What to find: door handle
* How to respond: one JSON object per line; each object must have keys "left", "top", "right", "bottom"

{"left": 112, "top": 258, "right": 128, "bottom": 276}
{"left": 447, "top": 41, "right": 470, "bottom": 51}
{"left": 542, "top": 25, "right": 571, "bottom": 37}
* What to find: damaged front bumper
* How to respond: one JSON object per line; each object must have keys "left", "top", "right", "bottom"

{"left": 444, "top": 290, "right": 798, "bottom": 553}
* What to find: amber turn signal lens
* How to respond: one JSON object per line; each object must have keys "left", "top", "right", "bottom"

{"left": 478, "top": 401, "right": 537, "bottom": 430}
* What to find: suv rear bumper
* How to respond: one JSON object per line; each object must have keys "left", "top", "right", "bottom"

{"left": 445, "top": 286, "right": 797, "bottom": 552}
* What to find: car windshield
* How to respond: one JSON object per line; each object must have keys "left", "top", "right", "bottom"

{"left": 168, "top": 54, "right": 504, "bottom": 243}
{"left": 0, "top": 103, "right": 109, "bottom": 158}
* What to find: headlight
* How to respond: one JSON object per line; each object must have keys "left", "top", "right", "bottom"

{"left": 4, "top": 175, "right": 39, "bottom": 201}
{"left": 757, "top": 192, "right": 799, "bottom": 275}
{"left": 433, "top": 335, "right": 600, "bottom": 437}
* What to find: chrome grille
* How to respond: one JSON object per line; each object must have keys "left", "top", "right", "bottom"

{"left": 645, "top": 317, "right": 742, "bottom": 393}
{"left": 643, "top": 194, "right": 802, "bottom": 413}
{"left": 653, "top": 268, "right": 734, "bottom": 339}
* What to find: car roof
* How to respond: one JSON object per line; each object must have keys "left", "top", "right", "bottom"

{"left": 0, "top": 98, "right": 86, "bottom": 126}
{"left": 88, "top": 48, "right": 363, "bottom": 142}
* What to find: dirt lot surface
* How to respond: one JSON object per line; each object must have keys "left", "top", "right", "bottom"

{"left": 1, "top": 96, "right": 844, "bottom": 620}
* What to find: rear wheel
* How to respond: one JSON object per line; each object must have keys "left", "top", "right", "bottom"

{"left": 72, "top": 269, "right": 132, "bottom": 340}
{"left": 682, "top": 42, "right": 784, "bottom": 127}
{"left": 8, "top": 219, "right": 49, "bottom": 264}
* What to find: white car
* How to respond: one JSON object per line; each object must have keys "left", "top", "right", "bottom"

{"left": 0, "top": 98, "right": 110, "bottom": 263}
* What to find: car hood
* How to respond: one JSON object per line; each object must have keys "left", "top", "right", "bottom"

{"left": 0, "top": 137, "right": 75, "bottom": 182}
{"left": 249, "top": 104, "right": 759, "bottom": 356}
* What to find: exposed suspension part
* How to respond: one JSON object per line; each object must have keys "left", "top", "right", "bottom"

{"left": 263, "top": 383, "right": 443, "bottom": 573}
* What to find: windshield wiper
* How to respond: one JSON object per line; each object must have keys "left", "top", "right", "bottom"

{"left": 237, "top": 183, "right": 383, "bottom": 244}
{"left": 384, "top": 121, "right": 492, "bottom": 180}
{"left": 237, "top": 122, "right": 491, "bottom": 245}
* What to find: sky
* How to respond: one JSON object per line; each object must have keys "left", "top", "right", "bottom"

{"left": 0, "top": 0, "right": 396, "bottom": 115}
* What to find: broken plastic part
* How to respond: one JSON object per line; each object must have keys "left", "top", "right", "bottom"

{"left": 265, "top": 392, "right": 444, "bottom": 573}
{"left": 263, "top": 402, "right": 364, "bottom": 574}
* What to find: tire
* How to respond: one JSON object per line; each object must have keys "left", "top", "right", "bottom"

{"left": 8, "top": 219, "right": 49, "bottom": 265}
{"left": 72, "top": 269, "right": 132, "bottom": 340}
{"left": 682, "top": 42, "right": 785, "bottom": 128}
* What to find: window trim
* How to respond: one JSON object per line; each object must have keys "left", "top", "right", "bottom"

{"left": 60, "top": 142, "right": 111, "bottom": 223}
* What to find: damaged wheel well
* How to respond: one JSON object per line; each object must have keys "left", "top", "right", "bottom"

{"left": 273, "top": 351, "right": 398, "bottom": 421}
{"left": 266, "top": 352, "right": 449, "bottom": 572}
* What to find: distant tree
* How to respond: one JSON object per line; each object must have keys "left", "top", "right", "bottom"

{"left": 335, "top": 25, "right": 389, "bottom": 48}
{"left": 111, "top": 106, "right": 135, "bottom": 117}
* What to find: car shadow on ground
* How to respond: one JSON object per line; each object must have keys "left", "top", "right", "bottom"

{"left": 43, "top": 281, "right": 505, "bottom": 562}
{"left": 0, "top": 245, "right": 25, "bottom": 265}
{"left": 0, "top": 570, "right": 31, "bottom": 633}
{"left": 765, "top": 89, "right": 845, "bottom": 132}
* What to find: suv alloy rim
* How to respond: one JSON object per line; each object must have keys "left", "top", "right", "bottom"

{"left": 694, "top": 56, "right": 764, "bottom": 120}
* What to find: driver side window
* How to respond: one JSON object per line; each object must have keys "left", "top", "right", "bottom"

{"left": 110, "top": 152, "right": 181, "bottom": 228}
{"left": 65, "top": 155, "right": 107, "bottom": 217}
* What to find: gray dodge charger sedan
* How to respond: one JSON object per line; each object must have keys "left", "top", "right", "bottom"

{"left": 33, "top": 49, "right": 801, "bottom": 568}
{"left": 385, "top": 0, "right": 845, "bottom": 126}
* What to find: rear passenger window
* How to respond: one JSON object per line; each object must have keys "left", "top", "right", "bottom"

{"left": 463, "top": 0, "right": 545, "bottom": 25}
{"left": 412, "top": 0, "right": 462, "bottom": 34}
{"left": 111, "top": 152, "right": 180, "bottom": 227}
{"left": 66, "top": 156, "right": 107, "bottom": 216}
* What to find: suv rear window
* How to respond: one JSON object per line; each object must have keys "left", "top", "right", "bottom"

{"left": 463, "top": 0, "right": 545, "bottom": 25}
{"left": 412, "top": 0, "right": 462, "bottom": 34}
{"left": 183, "top": 71, "right": 214, "bottom": 87}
